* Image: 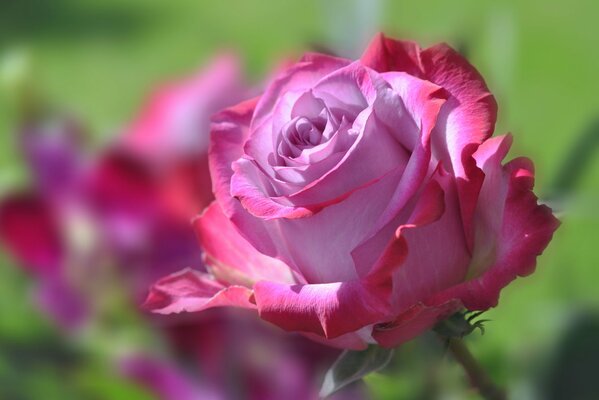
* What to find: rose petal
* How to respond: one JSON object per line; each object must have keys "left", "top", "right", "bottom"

{"left": 429, "top": 153, "right": 560, "bottom": 310}
{"left": 363, "top": 71, "right": 448, "bottom": 232}
{"left": 422, "top": 43, "right": 498, "bottom": 176}
{"left": 360, "top": 34, "right": 424, "bottom": 77}
{"left": 254, "top": 278, "right": 392, "bottom": 339}
{"left": 361, "top": 34, "right": 498, "bottom": 177}
{"left": 194, "top": 201, "right": 294, "bottom": 286}
{"left": 390, "top": 172, "right": 471, "bottom": 312}
{"left": 232, "top": 64, "right": 410, "bottom": 218}
{"left": 230, "top": 158, "right": 317, "bottom": 219}
{"left": 210, "top": 97, "right": 286, "bottom": 259}
{"left": 251, "top": 54, "right": 351, "bottom": 130}
{"left": 144, "top": 268, "right": 256, "bottom": 314}
{"left": 254, "top": 165, "right": 405, "bottom": 283}
{"left": 362, "top": 34, "right": 498, "bottom": 249}
{"left": 210, "top": 97, "right": 259, "bottom": 213}
{"left": 251, "top": 178, "right": 450, "bottom": 340}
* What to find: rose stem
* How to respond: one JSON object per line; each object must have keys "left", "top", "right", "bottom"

{"left": 446, "top": 337, "right": 507, "bottom": 400}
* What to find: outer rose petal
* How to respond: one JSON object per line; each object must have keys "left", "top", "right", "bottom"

{"left": 466, "top": 135, "right": 513, "bottom": 278}
{"left": 0, "top": 193, "right": 64, "bottom": 274}
{"left": 361, "top": 33, "right": 498, "bottom": 175}
{"left": 252, "top": 178, "right": 447, "bottom": 340}
{"left": 389, "top": 171, "right": 470, "bottom": 312}
{"left": 210, "top": 97, "right": 287, "bottom": 259}
{"left": 194, "top": 201, "right": 294, "bottom": 286}
{"left": 421, "top": 43, "right": 498, "bottom": 174}
{"left": 362, "top": 34, "right": 498, "bottom": 248}
{"left": 430, "top": 155, "right": 560, "bottom": 310}
{"left": 143, "top": 268, "right": 256, "bottom": 314}
{"left": 355, "top": 176, "right": 465, "bottom": 348}
{"left": 253, "top": 279, "right": 392, "bottom": 339}
{"left": 210, "top": 97, "right": 257, "bottom": 211}
{"left": 359, "top": 35, "right": 424, "bottom": 77}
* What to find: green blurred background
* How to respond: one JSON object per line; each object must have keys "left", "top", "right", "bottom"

{"left": 1, "top": 0, "right": 598, "bottom": 399}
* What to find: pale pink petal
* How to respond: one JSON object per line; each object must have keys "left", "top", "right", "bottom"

{"left": 390, "top": 172, "right": 471, "bottom": 312}
{"left": 210, "top": 97, "right": 259, "bottom": 215}
{"left": 194, "top": 201, "right": 294, "bottom": 286}
{"left": 230, "top": 157, "right": 317, "bottom": 219}
{"left": 144, "top": 268, "right": 256, "bottom": 314}
{"left": 251, "top": 54, "right": 351, "bottom": 130}
{"left": 257, "top": 165, "right": 404, "bottom": 283}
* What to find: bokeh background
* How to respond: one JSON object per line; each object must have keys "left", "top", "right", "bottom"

{"left": 1, "top": 0, "right": 598, "bottom": 399}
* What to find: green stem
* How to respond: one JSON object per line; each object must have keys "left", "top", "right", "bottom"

{"left": 446, "top": 338, "right": 507, "bottom": 400}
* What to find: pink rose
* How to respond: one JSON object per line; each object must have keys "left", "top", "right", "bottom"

{"left": 146, "top": 34, "right": 560, "bottom": 349}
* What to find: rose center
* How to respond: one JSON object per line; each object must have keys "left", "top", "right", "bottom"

{"left": 283, "top": 116, "right": 326, "bottom": 149}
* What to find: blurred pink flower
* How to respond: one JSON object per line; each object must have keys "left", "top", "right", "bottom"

{"left": 0, "top": 54, "right": 365, "bottom": 399}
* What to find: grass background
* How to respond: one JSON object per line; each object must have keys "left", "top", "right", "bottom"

{"left": 1, "top": 0, "right": 598, "bottom": 398}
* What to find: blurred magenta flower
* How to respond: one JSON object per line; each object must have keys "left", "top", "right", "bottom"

{"left": 0, "top": 118, "right": 89, "bottom": 327}
{"left": 0, "top": 55, "right": 244, "bottom": 325}
{"left": 0, "top": 54, "right": 367, "bottom": 399}
{"left": 146, "top": 34, "right": 560, "bottom": 350}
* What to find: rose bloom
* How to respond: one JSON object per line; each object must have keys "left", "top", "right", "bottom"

{"left": 149, "top": 33, "right": 559, "bottom": 350}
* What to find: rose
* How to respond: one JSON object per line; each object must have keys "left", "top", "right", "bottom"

{"left": 146, "top": 34, "right": 559, "bottom": 350}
